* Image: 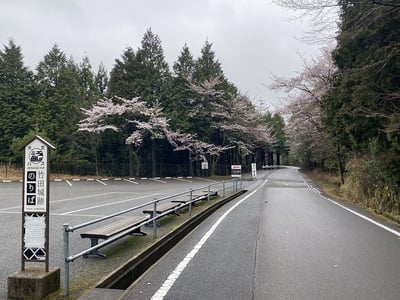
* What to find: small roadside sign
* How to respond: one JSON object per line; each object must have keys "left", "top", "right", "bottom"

{"left": 21, "top": 136, "right": 55, "bottom": 272}
{"left": 251, "top": 163, "right": 257, "bottom": 179}
{"left": 201, "top": 162, "right": 209, "bottom": 170}
{"left": 231, "top": 165, "right": 242, "bottom": 178}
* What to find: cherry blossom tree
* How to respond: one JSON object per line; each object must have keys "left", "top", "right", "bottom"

{"left": 271, "top": 48, "right": 337, "bottom": 171}
{"left": 188, "top": 76, "right": 275, "bottom": 172}
{"left": 79, "top": 96, "right": 175, "bottom": 176}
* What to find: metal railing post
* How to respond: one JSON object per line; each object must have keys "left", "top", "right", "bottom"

{"left": 189, "top": 189, "right": 193, "bottom": 216}
{"left": 63, "top": 224, "right": 70, "bottom": 297}
{"left": 207, "top": 185, "right": 211, "bottom": 204}
{"left": 153, "top": 199, "right": 157, "bottom": 239}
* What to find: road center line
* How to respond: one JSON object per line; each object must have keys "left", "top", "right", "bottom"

{"left": 151, "top": 183, "right": 264, "bottom": 300}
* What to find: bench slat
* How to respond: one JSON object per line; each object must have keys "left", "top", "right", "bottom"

{"left": 81, "top": 215, "right": 149, "bottom": 239}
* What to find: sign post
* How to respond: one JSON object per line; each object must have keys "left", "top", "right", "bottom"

{"left": 8, "top": 135, "right": 60, "bottom": 300}
{"left": 21, "top": 135, "right": 55, "bottom": 272}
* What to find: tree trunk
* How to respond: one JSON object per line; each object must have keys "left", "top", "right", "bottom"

{"left": 336, "top": 142, "right": 345, "bottom": 185}
{"left": 152, "top": 140, "right": 157, "bottom": 177}
{"left": 129, "top": 148, "right": 140, "bottom": 177}
{"left": 188, "top": 151, "right": 193, "bottom": 177}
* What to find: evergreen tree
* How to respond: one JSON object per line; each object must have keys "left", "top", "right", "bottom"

{"left": 193, "top": 40, "right": 224, "bottom": 82}
{"left": 35, "top": 46, "right": 82, "bottom": 156}
{"left": 0, "top": 40, "right": 36, "bottom": 160}
{"left": 78, "top": 55, "right": 97, "bottom": 107}
{"left": 173, "top": 43, "right": 195, "bottom": 80}
{"left": 136, "top": 28, "right": 172, "bottom": 106}
{"left": 167, "top": 44, "right": 196, "bottom": 130}
{"left": 108, "top": 47, "right": 142, "bottom": 98}
{"left": 95, "top": 62, "right": 108, "bottom": 97}
{"left": 107, "top": 29, "right": 173, "bottom": 175}
{"left": 36, "top": 44, "right": 67, "bottom": 98}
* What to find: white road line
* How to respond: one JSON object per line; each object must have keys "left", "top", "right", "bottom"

{"left": 302, "top": 176, "right": 400, "bottom": 238}
{"left": 124, "top": 178, "right": 139, "bottom": 184}
{"left": 0, "top": 211, "right": 107, "bottom": 218}
{"left": 0, "top": 205, "right": 21, "bottom": 211}
{"left": 328, "top": 199, "right": 400, "bottom": 237}
{"left": 59, "top": 193, "right": 158, "bottom": 215}
{"left": 66, "top": 180, "right": 72, "bottom": 186}
{"left": 151, "top": 182, "right": 264, "bottom": 299}
{"left": 0, "top": 211, "right": 19, "bottom": 214}
{"left": 150, "top": 178, "right": 167, "bottom": 184}
{"left": 0, "top": 192, "right": 136, "bottom": 211}
{"left": 96, "top": 179, "right": 107, "bottom": 186}
{"left": 173, "top": 177, "right": 192, "bottom": 183}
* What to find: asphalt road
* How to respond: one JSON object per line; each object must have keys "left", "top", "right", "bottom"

{"left": 119, "top": 168, "right": 400, "bottom": 300}
{"left": 0, "top": 176, "right": 238, "bottom": 300}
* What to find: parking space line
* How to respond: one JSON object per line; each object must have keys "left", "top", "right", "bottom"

{"left": 53, "top": 192, "right": 116, "bottom": 204}
{"left": 59, "top": 193, "right": 159, "bottom": 215}
{"left": 0, "top": 211, "right": 19, "bottom": 214}
{"left": 96, "top": 179, "right": 107, "bottom": 186}
{"left": 173, "top": 177, "right": 193, "bottom": 183}
{"left": 124, "top": 179, "right": 139, "bottom": 184}
{"left": 0, "top": 205, "right": 21, "bottom": 211}
{"left": 150, "top": 178, "right": 167, "bottom": 184}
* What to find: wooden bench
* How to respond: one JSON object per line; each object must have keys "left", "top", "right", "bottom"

{"left": 80, "top": 215, "right": 149, "bottom": 258}
{"left": 142, "top": 202, "right": 181, "bottom": 221}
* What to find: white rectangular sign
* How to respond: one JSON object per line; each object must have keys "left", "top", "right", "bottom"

{"left": 231, "top": 165, "right": 242, "bottom": 178}
{"left": 24, "top": 214, "right": 46, "bottom": 248}
{"left": 251, "top": 163, "right": 257, "bottom": 178}
{"left": 23, "top": 139, "right": 49, "bottom": 213}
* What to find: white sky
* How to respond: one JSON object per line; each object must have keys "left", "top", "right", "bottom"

{"left": 0, "top": 0, "right": 324, "bottom": 110}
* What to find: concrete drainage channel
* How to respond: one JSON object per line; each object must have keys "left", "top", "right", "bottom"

{"left": 79, "top": 190, "right": 247, "bottom": 299}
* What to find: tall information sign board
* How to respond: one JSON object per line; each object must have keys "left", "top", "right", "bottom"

{"left": 251, "top": 163, "right": 257, "bottom": 179}
{"left": 21, "top": 136, "right": 55, "bottom": 272}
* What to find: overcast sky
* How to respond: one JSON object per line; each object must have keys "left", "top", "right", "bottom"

{"left": 0, "top": 0, "right": 322, "bottom": 110}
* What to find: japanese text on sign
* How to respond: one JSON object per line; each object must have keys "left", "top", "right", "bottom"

{"left": 23, "top": 139, "right": 48, "bottom": 213}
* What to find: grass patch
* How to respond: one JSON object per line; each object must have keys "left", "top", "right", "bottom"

{"left": 302, "top": 169, "right": 400, "bottom": 227}
{"left": 0, "top": 165, "right": 22, "bottom": 180}
{"left": 301, "top": 169, "right": 344, "bottom": 200}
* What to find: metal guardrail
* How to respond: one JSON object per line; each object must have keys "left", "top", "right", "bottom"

{"left": 62, "top": 178, "right": 242, "bottom": 296}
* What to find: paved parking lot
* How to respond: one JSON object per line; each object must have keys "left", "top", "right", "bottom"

{"left": 0, "top": 176, "right": 233, "bottom": 299}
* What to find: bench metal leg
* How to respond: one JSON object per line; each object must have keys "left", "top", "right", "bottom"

{"left": 144, "top": 213, "right": 160, "bottom": 227}
{"left": 130, "top": 228, "right": 147, "bottom": 236}
{"left": 83, "top": 238, "right": 107, "bottom": 259}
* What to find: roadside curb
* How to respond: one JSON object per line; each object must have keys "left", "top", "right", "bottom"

{"left": 77, "top": 190, "right": 247, "bottom": 300}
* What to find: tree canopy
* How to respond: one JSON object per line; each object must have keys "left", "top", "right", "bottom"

{"left": 0, "top": 30, "right": 284, "bottom": 177}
